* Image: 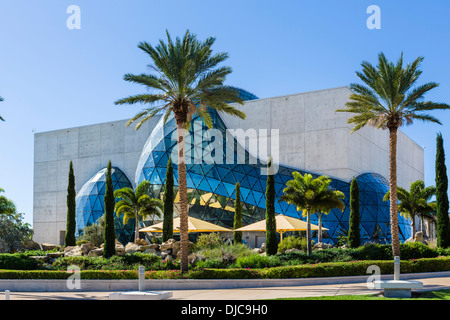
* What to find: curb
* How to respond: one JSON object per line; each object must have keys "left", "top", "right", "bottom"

{"left": 1, "top": 271, "right": 450, "bottom": 292}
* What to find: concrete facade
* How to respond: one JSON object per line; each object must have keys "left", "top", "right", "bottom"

{"left": 221, "top": 87, "right": 424, "bottom": 187}
{"left": 33, "top": 86, "right": 424, "bottom": 245}
{"left": 33, "top": 118, "right": 161, "bottom": 244}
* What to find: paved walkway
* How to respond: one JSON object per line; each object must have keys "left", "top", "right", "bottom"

{"left": 2, "top": 275, "right": 450, "bottom": 300}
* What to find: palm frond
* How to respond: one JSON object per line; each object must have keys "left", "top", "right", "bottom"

{"left": 337, "top": 52, "right": 449, "bottom": 133}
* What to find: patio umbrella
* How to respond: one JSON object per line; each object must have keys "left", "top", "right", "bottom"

{"left": 139, "top": 216, "right": 232, "bottom": 233}
{"left": 234, "top": 214, "right": 326, "bottom": 241}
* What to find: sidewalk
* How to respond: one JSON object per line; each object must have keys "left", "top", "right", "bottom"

{"left": 2, "top": 274, "right": 450, "bottom": 300}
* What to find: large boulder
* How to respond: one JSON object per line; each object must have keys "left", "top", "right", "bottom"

{"left": 171, "top": 241, "right": 181, "bottom": 256}
{"left": 115, "top": 242, "right": 125, "bottom": 256}
{"left": 314, "top": 242, "right": 332, "bottom": 250}
{"left": 29, "top": 255, "right": 51, "bottom": 263}
{"left": 41, "top": 243, "right": 60, "bottom": 251}
{"left": 142, "top": 248, "right": 157, "bottom": 254}
{"left": 135, "top": 238, "right": 148, "bottom": 246}
{"left": 22, "top": 239, "right": 42, "bottom": 251}
{"left": 405, "top": 231, "right": 428, "bottom": 245}
{"left": 87, "top": 248, "right": 104, "bottom": 257}
{"left": 46, "top": 251, "right": 64, "bottom": 259}
{"left": 64, "top": 246, "right": 83, "bottom": 257}
{"left": 160, "top": 239, "right": 176, "bottom": 251}
{"left": 80, "top": 242, "right": 96, "bottom": 255}
{"left": 125, "top": 242, "right": 141, "bottom": 254}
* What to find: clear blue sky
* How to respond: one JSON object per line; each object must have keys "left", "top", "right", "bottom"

{"left": 1, "top": 0, "right": 450, "bottom": 226}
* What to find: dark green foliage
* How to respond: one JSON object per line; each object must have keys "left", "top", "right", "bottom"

{"left": 0, "top": 253, "right": 40, "bottom": 270}
{"left": 348, "top": 178, "right": 360, "bottom": 248}
{"left": 163, "top": 158, "right": 174, "bottom": 241}
{"left": 52, "top": 252, "right": 161, "bottom": 270}
{"left": 436, "top": 133, "right": 450, "bottom": 248}
{"left": 0, "top": 213, "right": 33, "bottom": 252}
{"left": 103, "top": 161, "right": 116, "bottom": 258}
{"left": 233, "top": 182, "right": 243, "bottom": 244}
{"left": 265, "top": 159, "right": 278, "bottom": 255}
{"left": 65, "top": 161, "right": 76, "bottom": 246}
{"left": 234, "top": 254, "right": 281, "bottom": 268}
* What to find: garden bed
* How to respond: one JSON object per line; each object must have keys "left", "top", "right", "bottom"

{"left": 1, "top": 257, "right": 450, "bottom": 280}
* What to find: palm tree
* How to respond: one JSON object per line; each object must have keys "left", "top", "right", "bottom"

{"left": 336, "top": 52, "right": 450, "bottom": 258}
{"left": 115, "top": 30, "right": 247, "bottom": 272}
{"left": 279, "top": 173, "right": 343, "bottom": 255}
{"left": 0, "top": 188, "right": 16, "bottom": 216}
{"left": 114, "top": 180, "right": 163, "bottom": 242}
{"left": 314, "top": 180, "right": 345, "bottom": 244}
{"left": 383, "top": 180, "right": 436, "bottom": 238}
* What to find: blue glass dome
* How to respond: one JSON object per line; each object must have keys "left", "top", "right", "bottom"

{"left": 134, "top": 89, "right": 411, "bottom": 245}
{"left": 75, "top": 166, "right": 136, "bottom": 245}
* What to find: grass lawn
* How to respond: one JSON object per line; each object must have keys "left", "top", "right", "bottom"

{"left": 277, "top": 289, "right": 450, "bottom": 300}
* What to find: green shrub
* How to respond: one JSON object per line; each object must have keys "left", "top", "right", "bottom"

{"left": 399, "top": 242, "right": 438, "bottom": 259}
{"left": 195, "top": 233, "right": 224, "bottom": 250}
{"left": 349, "top": 242, "right": 439, "bottom": 261}
{"left": 151, "top": 258, "right": 180, "bottom": 270}
{"left": 188, "top": 268, "right": 262, "bottom": 279}
{"left": 0, "top": 253, "right": 40, "bottom": 270}
{"left": 190, "top": 243, "right": 253, "bottom": 268}
{"left": 278, "top": 236, "right": 310, "bottom": 253}
{"left": 20, "top": 249, "right": 58, "bottom": 257}
{"left": 195, "top": 258, "right": 229, "bottom": 269}
{"left": 235, "top": 254, "right": 281, "bottom": 268}
{"left": 51, "top": 253, "right": 162, "bottom": 270}
{"left": 350, "top": 244, "right": 392, "bottom": 260}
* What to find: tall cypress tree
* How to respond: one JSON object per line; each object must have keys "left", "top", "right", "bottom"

{"left": 103, "top": 161, "right": 116, "bottom": 258}
{"left": 436, "top": 132, "right": 450, "bottom": 248}
{"left": 163, "top": 157, "right": 174, "bottom": 241}
{"left": 265, "top": 158, "right": 277, "bottom": 255}
{"left": 233, "top": 182, "right": 243, "bottom": 244}
{"left": 65, "top": 161, "right": 76, "bottom": 246}
{"left": 348, "top": 177, "right": 360, "bottom": 248}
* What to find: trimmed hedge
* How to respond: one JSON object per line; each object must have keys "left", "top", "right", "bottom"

{"left": 1, "top": 257, "right": 450, "bottom": 280}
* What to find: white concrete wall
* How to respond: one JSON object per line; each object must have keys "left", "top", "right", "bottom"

{"left": 33, "top": 117, "right": 160, "bottom": 244}
{"left": 221, "top": 86, "right": 424, "bottom": 187}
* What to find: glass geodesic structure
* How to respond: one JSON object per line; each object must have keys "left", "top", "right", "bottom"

{"left": 133, "top": 89, "right": 411, "bottom": 245}
{"left": 75, "top": 167, "right": 136, "bottom": 244}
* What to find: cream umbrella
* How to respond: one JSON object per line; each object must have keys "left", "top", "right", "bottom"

{"left": 234, "top": 214, "right": 327, "bottom": 241}
{"left": 140, "top": 216, "right": 232, "bottom": 233}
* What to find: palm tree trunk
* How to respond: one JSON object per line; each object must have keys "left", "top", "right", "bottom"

{"left": 318, "top": 211, "right": 322, "bottom": 243}
{"left": 135, "top": 208, "right": 139, "bottom": 242}
{"left": 306, "top": 206, "right": 311, "bottom": 256}
{"left": 389, "top": 127, "right": 401, "bottom": 258}
{"left": 176, "top": 121, "right": 189, "bottom": 273}
{"left": 411, "top": 213, "right": 416, "bottom": 239}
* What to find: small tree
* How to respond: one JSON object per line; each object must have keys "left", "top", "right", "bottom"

{"left": 436, "top": 132, "right": 450, "bottom": 248}
{"left": 114, "top": 180, "right": 163, "bottom": 242}
{"left": 103, "top": 161, "right": 116, "bottom": 258}
{"left": 265, "top": 159, "right": 277, "bottom": 255}
{"left": 233, "top": 182, "right": 243, "bottom": 244}
{"left": 383, "top": 180, "right": 436, "bottom": 238}
{"left": 163, "top": 158, "right": 174, "bottom": 241}
{"left": 65, "top": 161, "right": 76, "bottom": 246}
{"left": 348, "top": 177, "right": 360, "bottom": 248}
